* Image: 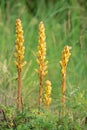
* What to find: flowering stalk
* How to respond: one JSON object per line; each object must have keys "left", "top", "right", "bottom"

{"left": 44, "top": 80, "right": 52, "bottom": 109}
{"left": 36, "top": 21, "right": 48, "bottom": 105}
{"left": 60, "top": 46, "right": 71, "bottom": 105}
{"left": 14, "top": 19, "right": 26, "bottom": 111}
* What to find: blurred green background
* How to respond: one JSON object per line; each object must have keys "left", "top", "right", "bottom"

{"left": 0, "top": 0, "right": 87, "bottom": 112}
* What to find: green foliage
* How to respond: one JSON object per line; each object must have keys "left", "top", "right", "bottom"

{"left": 0, "top": 106, "right": 87, "bottom": 130}
{"left": 0, "top": 107, "right": 57, "bottom": 130}
{"left": 15, "top": 108, "right": 57, "bottom": 130}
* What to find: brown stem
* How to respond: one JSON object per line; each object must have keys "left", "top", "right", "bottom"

{"left": 62, "top": 74, "right": 66, "bottom": 104}
{"left": 39, "top": 76, "right": 43, "bottom": 105}
{"left": 17, "top": 69, "right": 21, "bottom": 111}
{"left": 61, "top": 74, "right": 66, "bottom": 116}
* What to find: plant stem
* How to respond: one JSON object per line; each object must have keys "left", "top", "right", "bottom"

{"left": 39, "top": 76, "right": 43, "bottom": 105}
{"left": 62, "top": 74, "right": 66, "bottom": 105}
{"left": 17, "top": 69, "right": 21, "bottom": 111}
{"left": 61, "top": 74, "right": 66, "bottom": 115}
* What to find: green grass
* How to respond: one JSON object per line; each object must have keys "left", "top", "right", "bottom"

{"left": 0, "top": 0, "right": 87, "bottom": 129}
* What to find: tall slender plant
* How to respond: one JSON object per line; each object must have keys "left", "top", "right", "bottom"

{"left": 60, "top": 46, "right": 71, "bottom": 106}
{"left": 36, "top": 21, "right": 48, "bottom": 105}
{"left": 14, "top": 18, "right": 26, "bottom": 111}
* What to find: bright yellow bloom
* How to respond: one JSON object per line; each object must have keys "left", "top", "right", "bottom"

{"left": 60, "top": 46, "right": 71, "bottom": 76}
{"left": 44, "top": 80, "right": 52, "bottom": 108}
{"left": 37, "top": 21, "right": 48, "bottom": 79}
{"left": 14, "top": 18, "right": 26, "bottom": 71}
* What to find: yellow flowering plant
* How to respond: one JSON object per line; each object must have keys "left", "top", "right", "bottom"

{"left": 14, "top": 18, "right": 26, "bottom": 111}
{"left": 44, "top": 80, "right": 52, "bottom": 109}
{"left": 60, "top": 46, "right": 71, "bottom": 105}
{"left": 36, "top": 21, "right": 48, "bottom": 105}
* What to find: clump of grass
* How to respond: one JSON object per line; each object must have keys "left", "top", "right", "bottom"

{"left": 60, "top": 46, "right": 71, "bottom": 106}
{"left": 14, "top": 18, "right": 26, "bottom": 111}
{"left": 36, "top": 21, "right": 48, "bottom": 105}
{"left": 44, "top": 80, "right": 52, "bottom": 109}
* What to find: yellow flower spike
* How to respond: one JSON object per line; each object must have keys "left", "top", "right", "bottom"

{"left": 14, "top": 18, "right": 26, "bottom": 111}
{"left": 44, "top": 80, "right": 52, "bottom": 109}
{"left": 60, "top": 45, "right": 71, "bottom": 107}
{"left": 15, "top": 18, "right": 27, "bottom": 70}
{"left": 36, "top": 21, "right": 48, "bottom": 105}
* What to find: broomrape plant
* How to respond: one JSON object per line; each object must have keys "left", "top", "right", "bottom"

{"left": 60, "top": 46, "right": 71, "bottom": 106}
{"left": 14, "top": 18, "right": 26, "bottom": 111}
{"left": 36, "top": 21, "right": 48, "bottom": 105}
{"left": 44, "top": 80, "right": 52, "bottom": 109}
